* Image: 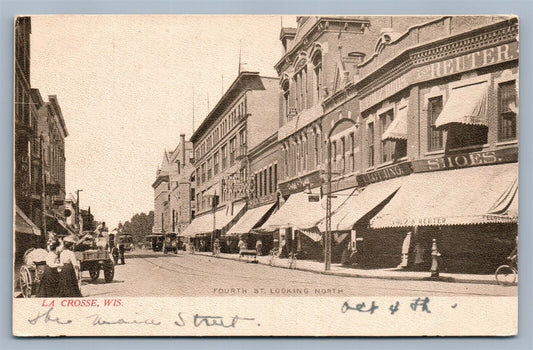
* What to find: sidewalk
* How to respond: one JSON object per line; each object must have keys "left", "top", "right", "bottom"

{"left": 195, "top": 251, "right": 501, "bottom": 285}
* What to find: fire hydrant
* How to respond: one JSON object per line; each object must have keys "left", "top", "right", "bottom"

{"left": 430, "top": 238, "right": 441, "bottom": 279}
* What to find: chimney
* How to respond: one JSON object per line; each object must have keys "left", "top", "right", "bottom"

{"left": 180, "top": 134, "right": 186, "bottom": 167}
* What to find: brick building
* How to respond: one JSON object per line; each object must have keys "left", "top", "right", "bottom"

{"left": 182, "top": 71, "right": 279, "bottom": 251}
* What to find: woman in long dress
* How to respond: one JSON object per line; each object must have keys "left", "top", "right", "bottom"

{"left": 58, "top": 238, "right": 82, "bottom": 297}
{"left": 36, "top": 240, "right": 60, "bottom": 297}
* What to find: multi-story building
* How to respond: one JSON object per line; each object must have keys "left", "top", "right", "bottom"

{"left": 33, "top": 90, "right": 70, "bottom": 235}
{"left": 152, "top": 134, "right": 195, "bottom": 236}
{"left": 259, "top": 16, "right": 518, "bottom": 273}
{"left": 182, "top": 71, "right": 279, "bottom": 250}
{"left": 261, "top": 16, "right": 436, "bottom": 259}
{"left": 14, "top": 16, "right": 42, "bottom": 261}
{"left": 354, "top": 16, "right": 519, "bottom": 273}
{"left": 225, "top": 131, "right": 280, "bottom": 252}
{"left": 152, "top": 150, "right": 174, "bottom": 235}
{"left": 168, "top": 134, "right": 195, "bottom": 235}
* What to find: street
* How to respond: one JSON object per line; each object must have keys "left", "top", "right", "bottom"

{"left": 79, "top": 250, "right": 517, "bottom": 297}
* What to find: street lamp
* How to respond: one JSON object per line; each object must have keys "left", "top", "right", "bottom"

{"left": 324, "top": 117, "right": 358, "bottom": 271}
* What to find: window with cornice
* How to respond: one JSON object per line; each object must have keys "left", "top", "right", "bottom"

{"left": 313, "top": 53, "right": 322, "bottom": 104}
{"left": 282, "top": 80, "right": 290, "bottom": 121}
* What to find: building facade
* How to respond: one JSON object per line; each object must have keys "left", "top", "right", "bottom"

{"left": 350, "top": 16, "right": 519, "bottom": 273}
{"left": 182, "top": 72, "right": 279, "bottom": 249}
{"left": 152, "top": 135, "right": 195, "bottom": 235}
{"left": 33, "top": 91, "right": 69, "bottom": 235}
{"left": 256, "top": 16, "right": 518, "bottom": 273}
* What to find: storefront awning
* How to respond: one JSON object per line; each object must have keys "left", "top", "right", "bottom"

{"left": 226, "top": 203, "right": 276, "bottom": 236}
{"left": 382, "top": 107, "right": 407, "bottom": 141}
{"left": 15, "top": 206, "right": 41, "bottom": 236}
{"left": 259, "top": 188, "right": 354, "bottom": 231}
{"left": 181, "top": 202, "right": 246, "bottom": 237}
{"left": 435, "top": 82, "right": 488, "bottom": 128}
{"left": 317, "top": 177, "right": 403, "bottom": 232}
{"left": 370, "top": 163, "right": 518, "bottom": 228}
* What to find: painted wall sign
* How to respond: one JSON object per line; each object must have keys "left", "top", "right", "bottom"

{"left": 415, "top": 42, "right": 519, "bottom": 81}
{"left": 359, "top": 41, "right": 518, "bottom": 112}
{"left": 278, "top": 170, "right": 322, "bottom": 196}
{"left": 411, "top": 147, "right": 518, "bottom": 173}
{"left": 356, "top": 161, "right": 412, "bottom": 187}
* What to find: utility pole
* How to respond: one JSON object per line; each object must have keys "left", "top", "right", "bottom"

{"left": 75, "top": 189, "right": 83, "bottom": 230}
{"left": 40, "top": 135, "right": 46, "bottom": 246}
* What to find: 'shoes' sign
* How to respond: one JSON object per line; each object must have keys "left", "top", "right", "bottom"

{"left": 412, "top": 147, "right": 518, "bottom": 173}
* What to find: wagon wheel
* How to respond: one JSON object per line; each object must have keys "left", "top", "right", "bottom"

{"left": 103, "top": 261, "right": 114, "bottom": 283}
{"left": 89, "top": 267, "right": 100, "bottom": 281}
{"left": 19, "top": 266, "right": 33, "bottom": 298}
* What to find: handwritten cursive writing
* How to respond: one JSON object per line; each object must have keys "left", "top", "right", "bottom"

{"left": 193, "top": 314, "right": 255, "bottom": 328}
{"left": 87, "top": 314, "right": 161, "bottom": 326}
{"left": 28, "top": 307, "right": 72, "bottom": 325}
{"left": 341, "top": 301, "right": 379, "bottom": 314}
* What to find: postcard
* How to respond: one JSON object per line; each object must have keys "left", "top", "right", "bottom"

{"left": 13, "top": 15, "right": 518, "bottom": 336}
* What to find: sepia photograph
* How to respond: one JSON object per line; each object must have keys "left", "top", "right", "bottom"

{"left": 13, "top": 14, "right": 518, "bottom": 336}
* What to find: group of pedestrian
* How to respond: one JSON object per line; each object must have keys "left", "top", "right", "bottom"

{"left": 37, "top": 235, "right": 82, "bottom": 298}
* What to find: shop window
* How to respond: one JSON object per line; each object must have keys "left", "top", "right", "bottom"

{"left": 498, "top": 80, "right": 517, "bottom": 142}
{"left": 332, "top": 141, "right": 337, "bottom": 171}
{"left": 428, "top": 96, "right": 444, "bottom": 152}
{"left": 367, "top": 122, "right": 375, "bottom": 168}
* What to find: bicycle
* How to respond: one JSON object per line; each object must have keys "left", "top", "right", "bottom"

{"left": 495, "top": 255, "right": 517, "bottom": 285}
{"left": 287, "top": 251, "right": 298, "bottom": 269}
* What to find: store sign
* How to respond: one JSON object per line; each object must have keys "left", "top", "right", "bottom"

{"left": 278, "top": 170, "right": 322, "bottom": 196}
{"left": 416, "top": 42, "right": 519, "bottom": 81}
{"left": 412, "top": 147, "right": 518, "bottom": 173}
{"left": 356, "top": 161, "right": 412, "bottom": 187}
{"left": 359, "top": 41, "right": 518, "bottom": 112}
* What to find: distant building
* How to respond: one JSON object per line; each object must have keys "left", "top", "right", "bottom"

{"left": 152, "top": 134, "right": 195, "bottom": 235}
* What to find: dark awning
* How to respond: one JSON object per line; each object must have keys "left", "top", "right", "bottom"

{"left": 15, "top": 206, "right": 41, "bottom": 236}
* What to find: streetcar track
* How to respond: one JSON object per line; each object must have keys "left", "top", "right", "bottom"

{"left": 129, "top": 253, "right": 513, "bottom": 297}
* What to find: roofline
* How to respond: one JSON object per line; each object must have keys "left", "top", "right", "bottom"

{"left": 48, "top": 95, "right": 69, "bottom": 138}
{"left": 274, "top": 17, "right": 371, "bottom": 72}
{"left": 190, "top": 71, "right": 278, "bottom": 143}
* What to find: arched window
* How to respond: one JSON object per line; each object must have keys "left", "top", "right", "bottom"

{"left": 312, "top": 52, "right": 322, "bottom": 103}
{"left": 282, "top": 80, "right": 290, "bottom": 120}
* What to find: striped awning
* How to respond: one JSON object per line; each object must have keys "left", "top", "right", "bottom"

{"left": 370, "top": 163, "right": 518, "bottom": 228}
{"left": 435, "top": 82, "right": 488, "bottom": 128}
{"left": 382, "top": 106, "right": 408, "bottom": 141}
{"left": 226, "top": 203, "right": 276, "bottom": 236}
{"left": 181, "top": 202, "right": 246, "bottom": 237}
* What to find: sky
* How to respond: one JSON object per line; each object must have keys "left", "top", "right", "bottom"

{"left": 30, "top": 15, "right": 297, "bottom": 228}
